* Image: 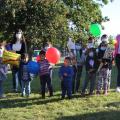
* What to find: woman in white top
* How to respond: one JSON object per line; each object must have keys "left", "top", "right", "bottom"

{"left": 10, "top": 29, "right": 27, "bottom": 92}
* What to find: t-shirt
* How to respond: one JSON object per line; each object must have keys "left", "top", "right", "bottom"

{"left": 39, "top": 59, "right": 50, "bottom": 76}
{"left": 67, "top": 39, "right": 75, "bottom": 50}
{"left": 12, "top": 41, "right": 22, "bottom": 51}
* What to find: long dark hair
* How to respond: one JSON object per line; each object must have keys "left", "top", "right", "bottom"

{"left": 12, "top": 29, "right": 27, "bottom": 53}
{"left": 12, "top": 29, "right": 25, "bottom": 44}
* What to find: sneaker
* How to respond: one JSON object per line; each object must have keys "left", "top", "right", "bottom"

{"left": 89, "top": 92, "right": 94, "bottom": 96}
{"left": 104, "top": 92, "right": 108, "bottom": 96}
{"left": 26, "top": 95, "right": 30, "bottom": 98}
{"left": 0, "top": 94, "right": 6, "bottom": 99}
{"left": 42, "top": 95, "right": 45, "bottom": 99}
{"left": 49, "top": 93, "right": 53, "bottom": 97}
{"left": 61, "top": 96, "right": 65, "bottom": 100}
{"left": 13, "top": 89, "right": 18, "bottom": 93}
{"left": 96, "top": 91, "right": 101, "bottom": 95}
{"left": 21, "top": 93, "right": 25, "bottom": 97}
{"left": 81, "top": 92, "right": 85, "bottom": 97}
{"left": 116, "top": 87, "right": 120, "bottom": 93}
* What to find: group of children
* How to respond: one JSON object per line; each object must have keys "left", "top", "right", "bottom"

{"left": 66, "top": 34, "right": 114, "bottom": 98}
{"left": 0, "top": 34, "right": 114, "bottom": 99}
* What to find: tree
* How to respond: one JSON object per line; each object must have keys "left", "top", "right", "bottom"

{"left": 0, "top": 0, "right": 112, "bottom": 48}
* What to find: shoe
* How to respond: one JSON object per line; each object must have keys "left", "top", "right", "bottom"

{"left": 116, "top": 87, "right": 120, "bottom": 93}
{"left": 68, "top": 96, "right": 72, "bottom": 99}
{"left": 42, "top": 95, "right": 45, "bottom": 99}
{"left": 96, "top": 91, "right": 101, "bottom": 95}
{"left": 61, "top": 96, "right": 65, "bottom": 100}
{"left": 81, "top": 92, "right": 85, "bottom": 97}
{"left": 26, "top": 94, "right": 30, "bottom": 98}
{"left": 89, "top": 92, "right": 94, "bottom": 96}
{"left": 49, "top": 93, "right": 53, "bottom": 97}
{"left": 0, "top": 94, "right": 6, "bottom": 99}
{"left": 103, "top": 91, "right": 108, "bottom": 96}
{"left": 21, "top": 94, "right": 25, "bottom": 97}
{"left": 13, "top": 89, "right": 18, "bottom": 93}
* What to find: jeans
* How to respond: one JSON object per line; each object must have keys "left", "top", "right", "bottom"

{"left": 115, "top": 54, "right": 120, "bottom": 87}
{"left": 82, "top": 72, "right": 96, "bottom": 94}
{"left": 0, "top": 80, "right": 3, "bottom": 96}
{"left": 61, "top": 79, "right": 72, "bottom": 98}
{"left": 97, "top": 68, "right": 109, "bottom": 92}
{"left": 75, "top": 66, "right": 83, "bottom": 92}
{"left": 21, "top": 80, "right": 31, "bottom": 96}
{"left": 72, "top": 72, "right": 77, "bottom": 94}
{"left": 12, "top": 67, "right": 21, "bottom": 91}
{"left": 40, "top": 74, "right": 53, "bottom": 97}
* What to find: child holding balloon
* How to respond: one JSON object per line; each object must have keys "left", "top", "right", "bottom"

{"left": 39, "top": 50, "right": 53, "bottom": 99}
{"left": 59, "top": 57, "right": 74, "bottom": 99}
{"left": 19, "top": 53, "right": 31, "bottom": 97}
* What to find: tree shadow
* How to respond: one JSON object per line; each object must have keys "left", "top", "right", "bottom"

{"left": 106, "top": 102, "right": 120, "bottom": 108}
{"left": 0, "top": 96, "right": 61, "bottom": 109}
{"left": 57, "top": 110, "right": 120, "bottom": 120}
{"left": 0, "top": 92, "right": 88, "bottom": 109}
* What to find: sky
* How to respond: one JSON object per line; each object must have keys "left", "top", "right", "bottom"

{"left": 101, "top": 0, "right": 120, "bottom": 36}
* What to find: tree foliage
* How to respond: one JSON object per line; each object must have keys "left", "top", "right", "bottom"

{"left": 0, "top": 0, "right": 112, "bottom": 48}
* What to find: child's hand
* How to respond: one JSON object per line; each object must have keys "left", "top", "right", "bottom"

{"left": 60, "top": 76, "right": 63, "bottom": 81}
{"left": 98, "top": 59, "right": 102, "bottom": 62}
{"left": 89, "top": 69, "right": 94, "bottom": 73}
{"left": 112, "top": 60, "right": 115, "bottom": 66}
{"left": 64, "top": 73, "right": 68, "bottom": 76}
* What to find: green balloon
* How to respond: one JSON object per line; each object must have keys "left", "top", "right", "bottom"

{"left": 90, "top": 23, "right": 102, "bottom": 37}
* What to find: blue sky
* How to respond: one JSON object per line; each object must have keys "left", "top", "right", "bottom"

{"left": 101, "top": 0, "right": 120, "bottom": 36}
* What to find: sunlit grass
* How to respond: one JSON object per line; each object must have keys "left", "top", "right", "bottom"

{"left": 0, "top": 66, "right": 120, "bottom": 120}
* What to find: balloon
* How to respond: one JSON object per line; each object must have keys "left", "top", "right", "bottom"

{"left": 36, "top": 55, "right": 40, "bottom": 62}
{"left": 2, "top": 50, "right": 20, "bottom": 66}
{"left": 90, "top": 23, "right": 102, "bottom": 37}
{"left": 113, "top": 40, "right": 117, "bottom": 45}
{"left": 46, "top": 47, "right": 61, "bottom": 64}
{"left": 27, "top": 61, "right": 40, "bottom": 74}
{"left": 116, "top": 34, "right": 120, "bottom": 41}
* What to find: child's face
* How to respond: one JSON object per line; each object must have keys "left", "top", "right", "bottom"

{"left": 72, "top": 59, "right": 77, "bottom": 65}
{"left": 64, "top": 59, "right": 70, "bottom": 66}
{"left": 23, "top": 56, "right": 29, "bottom": 62}
{"left": 40, "top": 54, "right": 45, "bottom": 61}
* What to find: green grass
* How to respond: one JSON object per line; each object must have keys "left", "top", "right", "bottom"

{"left": 0, "top": 66, "right": 120, "bottom": 120}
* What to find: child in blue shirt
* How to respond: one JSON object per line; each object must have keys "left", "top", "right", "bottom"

{"left": 59, "top": 57, "right": 74, "bottom": 99}
{"left": 19, "top": 53, "right": 31, "bottom": 97}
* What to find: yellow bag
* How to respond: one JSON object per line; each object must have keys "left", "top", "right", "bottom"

{"left": 2, "top": 50, "right": 21, "bottom": 66}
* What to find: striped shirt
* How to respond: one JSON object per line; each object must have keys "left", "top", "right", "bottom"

{"left": 39, "top": 59, "right": 50, "bottom": 76}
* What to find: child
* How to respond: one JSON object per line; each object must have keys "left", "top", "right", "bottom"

{"left": 0, "top": 41, "right": 8, "bottom": 98}
{"left": 39, "top": 50, "right": 53, "bottom": 99}
{"left": 81, "top": 48, "right": 97, "bottom": 96}
{"left": 59, "top": 57, "right": 74, "bottom": 99}
{"left": 96, "top": 41, "right": 112, "bottom": 95}
{"left": 19, "top": 53, "right": 31, "bottom": 97}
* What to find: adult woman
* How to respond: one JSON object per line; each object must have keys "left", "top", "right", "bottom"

{"left": 115, "top": 36, "right": 120, "bottom": 92}
{"left": 10, "top": 29, "right": 27, "bottom": 92}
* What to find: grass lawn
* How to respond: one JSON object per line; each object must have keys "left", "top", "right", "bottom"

{"left": 0, "top": 66, "right": 120, "bottom": 120}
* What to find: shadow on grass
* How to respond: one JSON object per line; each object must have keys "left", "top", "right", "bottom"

{"left": 0, "top": 96, "right": 61, "bottom": 109}
{"left": 106, "top": 102, "right": 120, "bottom": 108}
{"left": 0, "top": 93, "right": 86, "bottom": 109}
{"left": 57, "top": 110, "right": 120, "bottom": 120}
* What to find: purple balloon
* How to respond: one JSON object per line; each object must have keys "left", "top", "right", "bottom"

{"left": 116, "top": 34, "right": 120, "bottom": 41}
